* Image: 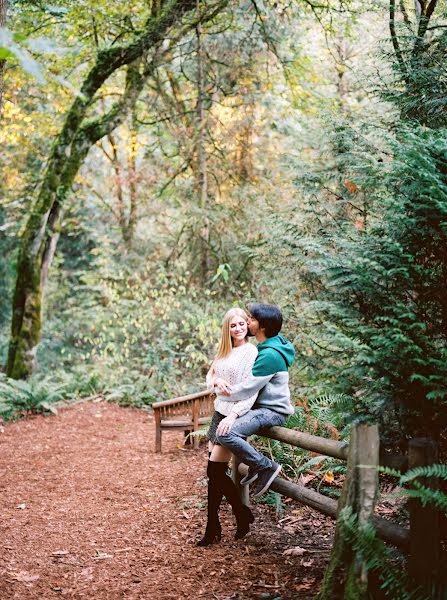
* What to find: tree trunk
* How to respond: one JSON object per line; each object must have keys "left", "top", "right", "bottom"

{"left": 195, "top": 0, "right": 209, "bottom": 285}
{"left": 0, "top": 0, "right": 7, "bottom": 118}
{"left": 6, "top": 0, "right": 228, "bottom": 379}
{"left": 318, "top": 423, "right": 380, "bottom": 600}
{"left": 126, "top": 110, "right": 139, "bottom": 249}
{"left": 106, "top": 132, "right": 130, "bottom": 247}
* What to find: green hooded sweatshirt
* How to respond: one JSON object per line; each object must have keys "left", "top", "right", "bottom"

{"left": 227, "top": 334, "right": 295, "bottom": 416}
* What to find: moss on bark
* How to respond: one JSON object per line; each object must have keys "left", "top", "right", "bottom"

{"left": 6, "top": 0, "right": 229, "bottom": 379}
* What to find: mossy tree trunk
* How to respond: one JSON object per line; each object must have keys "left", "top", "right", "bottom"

{"left": 6, "top": 0, "right": 228, "bottom": 379}
{"left": 196, "top": 8, "right": 209, "bottom": 285}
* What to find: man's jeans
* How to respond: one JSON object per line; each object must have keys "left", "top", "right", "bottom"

{"left": 216, "top": 408, "right": 286, "bottom": 472}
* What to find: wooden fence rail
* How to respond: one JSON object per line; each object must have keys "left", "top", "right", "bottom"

{"left": 153, "top": 390, "right": 439, "bottom": 587}
{"left": 233, "top": 426, "right": 410, "bottom": 551}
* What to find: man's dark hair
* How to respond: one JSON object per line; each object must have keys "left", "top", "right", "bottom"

{"left": 248, "top": 303, "right": 283, "bottom": 338}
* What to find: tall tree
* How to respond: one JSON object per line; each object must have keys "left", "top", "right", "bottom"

{"left": 0, "top": 0, "right": 6, "bottom": 117}
{"left": 195, "top": 2, "right": 209, "bottom": 284}
{"left": 389, "top": 0, "right": 446, "bottom": 126}
{"left": 6, "top": 0, "right": 228, "bottom": 379}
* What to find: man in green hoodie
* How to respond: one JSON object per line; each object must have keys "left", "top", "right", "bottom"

{"left": 216, "top": 303, "right": 295, "bottom": 498}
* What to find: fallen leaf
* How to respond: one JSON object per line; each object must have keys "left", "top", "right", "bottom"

{"left": 300, "top": 473, "right": 317, "bottom": 486}
{"left": 283, "top": 546, "right": 307, "bottom": 556}
{"left": 323, "top": 471, "right": 334, "bottom": 483}
{"left": 10, "top": 571, "right": 40, "bottom": 583}
{"left": 344, "top": 180, "right": 359, "bottom": 193}
{"left": 93, "top": 550, "right": 113, "bottom": 560}
{"left": 302, "top": 559, "right": 314, "bottom": 567}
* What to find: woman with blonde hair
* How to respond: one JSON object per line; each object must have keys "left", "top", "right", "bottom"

{"left": 197, "top": 307, "right": 258, "bottom": 546}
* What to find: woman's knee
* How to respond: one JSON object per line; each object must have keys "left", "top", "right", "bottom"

{"left": 210, "top": 444, "right": 232, "bottom": 462}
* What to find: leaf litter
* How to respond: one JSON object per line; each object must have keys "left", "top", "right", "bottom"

{"left": 0, "top": 401, "right": 335, "bottom": 599}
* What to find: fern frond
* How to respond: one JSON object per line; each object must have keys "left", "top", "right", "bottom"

{"left": 400, "top": 464, "right": 447, "bottom": 485}
{"left": 403, "top": 482, "right": 447, "bottom": 513}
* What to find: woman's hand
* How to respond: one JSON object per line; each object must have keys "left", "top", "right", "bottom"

{"left": 216, "top": 413, "right": 238, "bottom": 436}
{"left": 213, "top": 377, "right": 231, "bottom": 395}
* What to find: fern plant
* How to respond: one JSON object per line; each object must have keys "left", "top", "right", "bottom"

{"left": 379, "top": 464, "right": 447, "bottom": 514}
{"left": 0, "top": 374, "right": 66, "bottom": 420}
{"left": 336, "top": 507, "right": 431, "bottom": 600}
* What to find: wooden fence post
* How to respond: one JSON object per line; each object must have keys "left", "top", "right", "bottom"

{"left": 232, "top": 456, "right": 249, "bottom": 507}
{"left": 192, "top": 398, "right": 199, "bottom": 449}
{"left": 318, "top": 423, "right": 380, "bottom": 600}
{"left": 154, "top": 409, "right": 162, "bottom": 453}
{"left": 408, "top": 437, "right": 439, "bottom": 585}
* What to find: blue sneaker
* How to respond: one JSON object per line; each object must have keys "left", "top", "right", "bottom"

{"left": 252, "top": 461, "right": 281, "bottom": 498}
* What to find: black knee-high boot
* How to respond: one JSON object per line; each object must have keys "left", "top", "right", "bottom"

{"left": 197, "top": 461, "right": 223, "bottom": 546}
{"left": 209, "top": 461, "right": 254, "bottom": 540}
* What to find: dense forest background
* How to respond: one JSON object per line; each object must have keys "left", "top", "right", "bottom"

{"left": 2, "top": 0, "right": 446, "bottom": 442}
{"left": 1, "top": 0, "right": 446, "bottom": 596}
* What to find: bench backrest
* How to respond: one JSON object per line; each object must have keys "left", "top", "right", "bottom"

{"left": 153, "top": 390, "right": 214, "bottom": 418}
{"left": 153, "top": 390, "right": 215, "bottom": 452}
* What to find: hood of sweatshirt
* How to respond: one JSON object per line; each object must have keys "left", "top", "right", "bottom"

{"left": 257, "top": 334, "right": 295, "bottom": 368}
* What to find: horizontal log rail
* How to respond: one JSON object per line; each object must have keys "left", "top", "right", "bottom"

{"left": 155, "top": 390, "right": 415, "bottom": 556}
{"left": 238, "top": 463, "right": 410, "bottom": 551}
{"left": 261, "top": 426, "right": 349, "bottom": 460}
{"left": 234, "top": 423, "right": 411, "bottom": 552}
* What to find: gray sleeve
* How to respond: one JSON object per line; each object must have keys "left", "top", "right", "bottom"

{"left": 224, "top": 374, "right": 273, "bottom": 403}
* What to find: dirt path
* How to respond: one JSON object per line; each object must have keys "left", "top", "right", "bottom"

{"left": 0, "top": 401, "right": 334, "bottom": 599}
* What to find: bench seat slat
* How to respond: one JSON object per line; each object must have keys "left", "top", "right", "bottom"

{"left": 160, "top": 416, "right": 210, "bottom": 428}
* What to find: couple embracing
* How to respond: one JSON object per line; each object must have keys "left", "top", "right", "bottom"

{"left": 198, "top": 303, "right": 295, "bottom": 546}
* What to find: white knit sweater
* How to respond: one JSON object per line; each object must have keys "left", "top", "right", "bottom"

{"left": 206, "top": 342, "right": 258, "bottom": 417}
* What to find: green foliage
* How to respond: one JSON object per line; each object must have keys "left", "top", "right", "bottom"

{"left": 337, "top": 507, "right": 430, "bottom": 600}
{"left": 379, "top": 464, "right": 447, "bottom": 514}
{"left": 252, "top": 400, "right": 347, "bottom": 494}
{"left": 0, "top": 26, "right": 46, "bottom": 82}
{"left": 36, "top": 215, "right": 254, "bottom": 406}
{"left": 385, "top": 18, "right": 447, "bottom": 128}
{"left": 0, "top": 373, "right": 64, "bottom": 420}
{"left": 269, "top": 121, "right": 447, "bottom": 442}
{"left": 257, "top": 490, "right": 285, "bottom": 514}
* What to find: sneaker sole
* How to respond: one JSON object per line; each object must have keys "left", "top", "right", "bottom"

{"left": 253, "top": 464, "right": 282, "bottom": 498}
{"left": 240, "top": 472, "right": 258, "bottom": 486}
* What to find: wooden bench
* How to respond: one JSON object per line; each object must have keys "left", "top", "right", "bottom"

{"left": 152, "top": 390, "right": 215, "bottom": 452}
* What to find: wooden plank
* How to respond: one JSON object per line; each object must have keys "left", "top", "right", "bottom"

{"left": 193, "top": 398, "right": 199, "bottom": 450}
{"left": 152, "top": 390, "right": 212, "bottom": 409}
{"left": 318, "top": 424, "right": 380, "bottom": 598}
{"left": 154, "top": 408, "right": 162, "bottom": 453}
{"left": 160, "top": 420, "right": 194, "bottom": 428}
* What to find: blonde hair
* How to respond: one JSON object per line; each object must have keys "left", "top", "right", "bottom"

{"left": 214, "top": 307, "right": 249, "bottom": 361}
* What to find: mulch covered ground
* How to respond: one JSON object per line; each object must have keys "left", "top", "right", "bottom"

{"left": 0, "top": 401, "right": 334, "bottom": 599}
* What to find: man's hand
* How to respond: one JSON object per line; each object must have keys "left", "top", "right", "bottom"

{"left": 216, "top": 413, "right": 238, "bottom": 436}
{"left": 214, "top": 377, "right": 231, "bottom": 395}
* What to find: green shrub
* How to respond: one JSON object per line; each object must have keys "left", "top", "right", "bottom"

{"left": 0, "top": 374, "right": 65, "bottom": 420}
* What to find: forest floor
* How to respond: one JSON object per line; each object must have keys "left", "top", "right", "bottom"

{"left": 0, "top": 400, "right": 335, "bottom": 599}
